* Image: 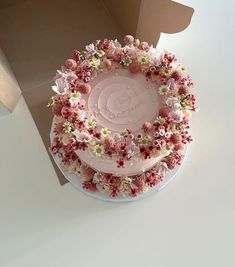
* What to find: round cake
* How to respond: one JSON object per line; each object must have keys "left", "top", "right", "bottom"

{"left": 49, "top": 35, "right": 198, "bottom": 199}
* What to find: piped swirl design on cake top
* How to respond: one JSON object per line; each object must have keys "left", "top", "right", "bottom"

{"left": 48, "top": 35, "right": 199, "bottom": 198}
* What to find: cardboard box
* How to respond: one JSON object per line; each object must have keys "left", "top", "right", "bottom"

{"left": 0, "top": 47, "right": 21, "bottom": 117}
{"left": 0, "top": 0, "right": 193, "bottom": 184}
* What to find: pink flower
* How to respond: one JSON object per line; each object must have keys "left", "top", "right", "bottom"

{"left": 101, "top": 39, "right": 111, "bottom": 50}
{"left": 159, "top": 106, "right": 171, "bottom": 117}
{"left": 61, "top": 133, "right": 74, "bottom": 146}
{"left": 171, "top": 110, "right": 184, "bottom": 123}
{"left": 129, "top": 62, "right": 140, "bottom": 73}
{"left": 61, "top": 106, "right": 73, "bottom": 119}
{"left": 139, "top": 41, "right": 149, "bottom": 51}
{"left": 142, "top": 121, "right": 152, "bottom": 133}
{"left": 110, "top": 176, "right": 121, "bottom": 187}
{"left": 170, "top": 134, "right": 182, "bottom": 144}
{"left": 76, "top": 82, "right": 91, "bottom": 94}
{"left": 80, "top": 164, "right": 95, "bottom": 181}
{"left": 123, "top": 35, "right": 134, "bottom": 45}
{"left": 64, "top": 59, "right": 77, "bottom": 70}
{"left": 54, "top": 122, "right": 64, "bottom": 134}
{"left": 116, "top": 158, "right": 125, "bottom": 168}
{"left": 82, "top": 181, "right": 97, "bottom": 192}
{"left": 52, "top": 103, "right": 63, "bottom": 116}
{"left": 103, "top": 58, "right": 112, "bottom": 70}
{"left": 73, "top": 49, "right": 80, "bottom": 62}
{"left": 178, "top": 86, "right": 190, "bottom": 95}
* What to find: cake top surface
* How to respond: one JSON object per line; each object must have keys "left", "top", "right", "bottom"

{"left": 49, "top": 35, "right": 198, "bottom": 170}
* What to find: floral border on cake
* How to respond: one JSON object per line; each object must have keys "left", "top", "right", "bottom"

{"left": 48, "top": 35, "right": 199, "bottom": 198}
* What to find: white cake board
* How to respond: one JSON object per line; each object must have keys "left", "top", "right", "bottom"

{"left": 51, "top": 151, "right": 187, "bottom": 202}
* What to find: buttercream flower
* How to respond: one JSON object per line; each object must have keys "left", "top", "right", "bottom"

{"left": 93, "top": 144, "right": 105, "bottom": 156}
{"left": 101, "top": 128, "right": 111, "bottom": 137}
{"left": 171, "top": 109, "right": 184, "bottom": 123}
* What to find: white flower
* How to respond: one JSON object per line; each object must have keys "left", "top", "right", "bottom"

{"left": 90, "top": 58, "right": 100, "bottom": 69}
{"left": 171, "top": 109, "right": 184, "bottom": 123}
{"left": 85, "top": 119, "right": 96, "bottom": 128}
{"left": 75, "top": 131, "right": 91, "bottom": 142}
{"left": 149, "top": 51, "right": 161, "bottom": 66}
{"left": 165, "top": 132, "right": 171, "bottom": 138}
{"left": 158, "top": 85, "right": 169, "bottom": 95}
{"left": 160, "top": 146, "right": 172, "bottom": 157}
{"left": 173, "top": 103, "right": 181, "bottom": 110}
{"left": 159, "top": 128, "right": 165, "bottom": 136}
{"left": 166, "top": 96, "right": 179, "bottom": 107}
{"left": 85, "top": 43, "right": 96, "bottom": 54}
{"left": 63, "top": 121, "right": 72, "bottom": 133}
{"left": 61, "top": 133, "right": 74, "bottom": 146}
{"left": 102, "top": 183, "right": 111, "bottom": 192}
{"left": 120, "top": 177, "right": 132, "bottom": 193}
{"left": 77, "top": 110, "right": 86, "bottom": 121}
{"left": 122, "top": 56, "right": 132, "bottom": 66}
{"left": 93, "top": 172, "right": 104, "bottom": 183}
{"left": 52, "top": 68, "right": 77, "bottom": 95}
{"left": 101, "top": 128, "right": 111, "bottom": 137}
{"left": 93, "top": 144, "right": 105, "bottom": 156}
{"left": 69, "top": 91, "right": 81, "bottom": 106}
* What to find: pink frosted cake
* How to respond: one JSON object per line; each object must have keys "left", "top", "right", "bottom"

{"left": 49, "top": 35, "right": 198, "bottom": 198}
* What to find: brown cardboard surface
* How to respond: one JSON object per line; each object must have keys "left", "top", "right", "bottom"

{"left": 0, "top": 47, "right": 21, "bottom": 116}
{"left": 23, "top": 83, "right": 68, "bottom": 185}
{"left": 0, "top": 0, "right": 193, "bottom": 185}
{"left": 102, "top": 0, "right": 194, "bottom": 46}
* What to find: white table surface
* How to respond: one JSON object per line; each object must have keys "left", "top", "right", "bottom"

{"left": 1, "top": 0, "right": 235, "bottom": 266}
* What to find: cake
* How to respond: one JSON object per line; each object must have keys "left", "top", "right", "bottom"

{"left": 49, "top": 35, "right": 198, "bottom": 198}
